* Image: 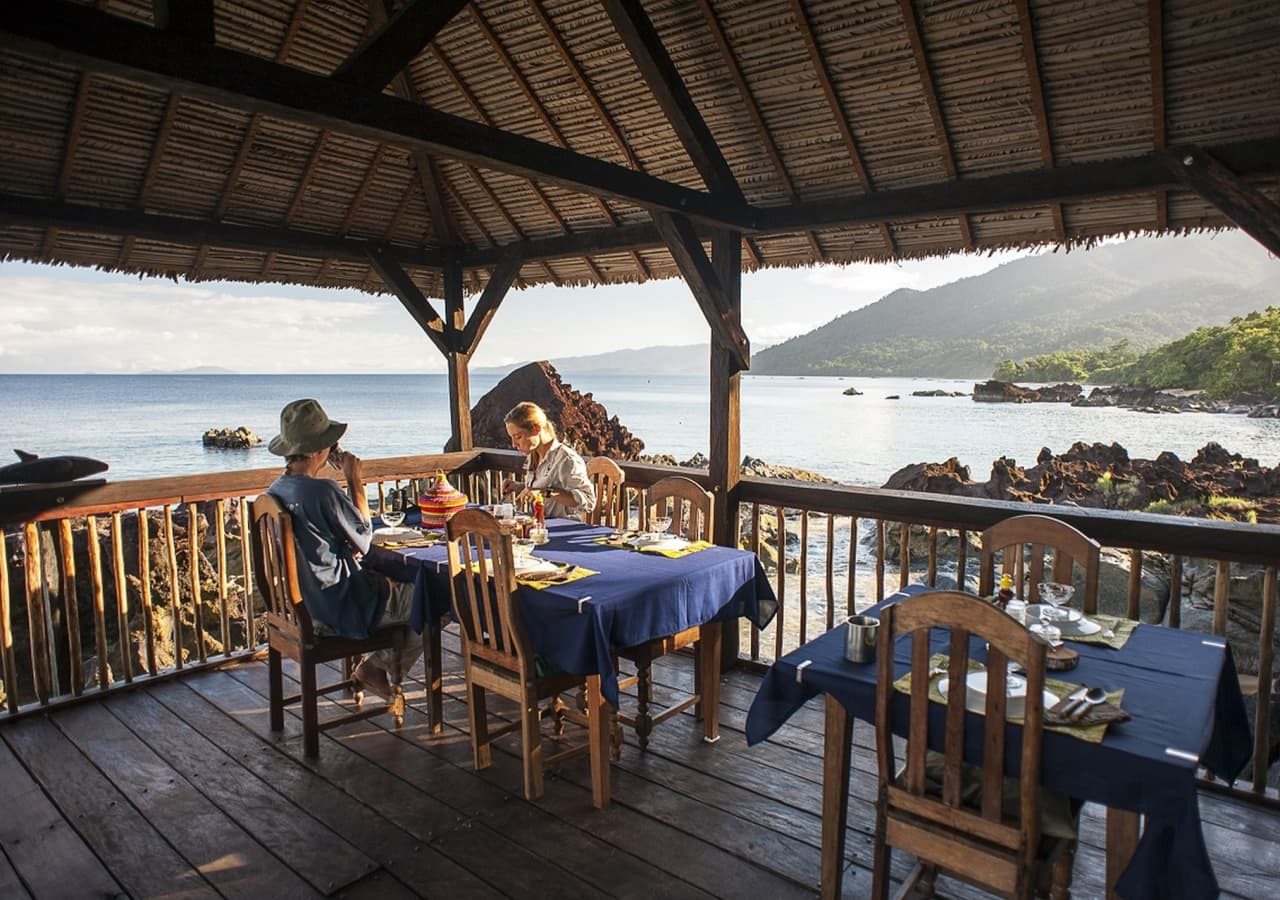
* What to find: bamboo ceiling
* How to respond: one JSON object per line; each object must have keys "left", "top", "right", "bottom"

{"left": 0, "top": 0, "right": 1277, "bottom": 300}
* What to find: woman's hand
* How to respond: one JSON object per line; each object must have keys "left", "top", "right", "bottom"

{"left": 501, "top": 478, "right": 522, "bottom": 496}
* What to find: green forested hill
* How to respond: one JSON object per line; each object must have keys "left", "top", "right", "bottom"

{"left": 751, "top": 232, "right": 1280, "bottom": 377}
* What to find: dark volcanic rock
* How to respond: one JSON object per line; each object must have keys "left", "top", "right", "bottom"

{"left": 448, "top": 361, "right": 644, "bottom": 458}
{"left": 842, "top": 387, "right": 863, "bottom": 396}
{"left": 202, "top": 426, "right": 260, "bottom": 449}
{"left": 973, "top": 381, "right": 1081, "bottom": 403}
{"left": 1073, "top": 385, "right": 1229, "bottom": 413}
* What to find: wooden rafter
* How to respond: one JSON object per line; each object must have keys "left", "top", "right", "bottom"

{"left": 319, "top": 143, "right": 388, "bottom": 281}
{"left": 698, "top": 0, "right": 821, "bottom": 260}
{"left": 366, "top": 248, "right": 451, "bottom": 356}
{"left": 527, "top": 0, "right": 653, "bottom": 281}
{"left": 0, "top": 2, "right": 755, "bottom": 230}
{"left": 42, "top": 71, "right": 94, "bottom": 257}
{"left": 652, "top": 211, "right": 749, "bottom": 372}
{"left": 438, "top": 174, "right": 529, "bottom": 291}
{"left": 1167, "top": 148, "right": 1280, "bottom": 257}
{"left": 333, "top": 0, "right": 468, "bottom": 92}
{"left": 1013, "top": 0, "right": 1065, "bottom": 243}
{"left": 459, "top": 247, "right": 523, "bottom": 356}
{"left": 151, "top": 0, "right": 214, "bottom": 44}
{"left": 118, "top": 91, "right": 183, "bottom": 268}
{"left": 1150, "top": 0, "right": 1167, "bottom": 229}
{"left": 788, "top": 0, "right": 896, "bottom": 258}
{"left": 602, "top": 0, "right": 742, "bottom": 202}
{"left": 467, "top": 5, "right": 607, "bottom": 283}
{"left": 261, "top": 129, "right": 330, "bottom": 280}
{"left": 896, "top": 0, "right": 974, "bottom": 247}
{"left": 192, "top": 0, "right": 311, "bottom": 279}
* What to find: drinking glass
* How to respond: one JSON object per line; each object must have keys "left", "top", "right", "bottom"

{"left": 512, "top": 537, "right": 536, "bottom": 561}
{"left": 381, "top": 492, "right": 405, "bottom": 528}
{"left": 1029, "top": 620, "right": 1062, "bottom": 646}
{"left": 650, "top": 515, "right": 672, "bottom": 538}
{"left": 1036, "top": 581, "right": 1074, "bottom": 621}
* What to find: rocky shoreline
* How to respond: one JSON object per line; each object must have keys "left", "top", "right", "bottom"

{"left": 972, "top": 379, "right": 1280, "bottom": 417}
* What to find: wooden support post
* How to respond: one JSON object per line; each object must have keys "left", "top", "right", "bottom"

{"left": 1167, "top": 147, "right": 1280, "bottom": 257}
{"left": 443, "top": 258, "right": 472, "bottom": 451}
{"left": 710, "top": 229, "right": 742, "bottom": 670}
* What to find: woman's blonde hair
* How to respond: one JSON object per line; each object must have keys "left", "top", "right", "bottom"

{"left": 504, "top": 401, "right": 556, "bottom": 441}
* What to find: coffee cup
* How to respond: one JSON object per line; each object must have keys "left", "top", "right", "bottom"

{"left": 844, "top": 614, "right": 880, "bottom": 664}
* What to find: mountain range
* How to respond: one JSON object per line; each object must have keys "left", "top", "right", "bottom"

{"left": 751, "top": 231, "right": 1280, "bottom": 378}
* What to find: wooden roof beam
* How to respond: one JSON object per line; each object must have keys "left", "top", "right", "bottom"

{"left": 896, "top": 0, "right": 974, "bottom": 248}
{"left": 602, "top": 0, "right": 743, "bottom": 202}
{"left": 652, "top": 212, "right": 749, "bottom": 372}
{"left": 366, "top": 248, "right": 452, "bottom": 356}
{"left": 1013, "top": 0, "right": 1065, "bottom": 243}
{"left": 1167, "top": 148, "right": 1280, "bottom": 258}
{"left": 0, "top": 1, "right": 756, "bottom": 231}
{"left": 333, "top": 0, "right": 469, "bottom": 92}
{"left": 788, "top": 0, "right": 895, "bottom": 258}
{"left": 1150, "top": 0, "right": 1168, "bottom": 229}
{"left": 152, "top": 0, "right": 213, "bottom": 44}
{"left": 118, "top": 91, "right": 182, "bottom": 268}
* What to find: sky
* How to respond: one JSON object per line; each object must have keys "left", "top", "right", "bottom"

{"left": 0, "top": 249, "right": 1039, "bottom": 373}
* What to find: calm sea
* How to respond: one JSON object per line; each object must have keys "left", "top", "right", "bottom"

{"left": 2, "top": 373, "right": 1277, "bottom": 485}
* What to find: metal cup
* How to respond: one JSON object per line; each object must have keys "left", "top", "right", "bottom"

{"left": 844, "top": 614, "right": 880, "bottom": 664}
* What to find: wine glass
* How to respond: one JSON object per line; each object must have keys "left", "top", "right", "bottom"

{"left": 381, "top": 491, "right": 405, "bottom": 528}
{"left": 1036, "top": 581, "right": 1074, "bottom": 621}
{"left": 650, "top": 515, "right": 672, "bottom": 538}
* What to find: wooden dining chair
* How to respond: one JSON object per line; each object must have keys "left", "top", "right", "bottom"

{"left": 979, "top": 514, "right": 1102, "bottom": 615}
{"left": 615, "top": 476, "right": 716, "bottom": 752}
{"left": 445, "top": 509, "right": 611, "bottom": 805}
{"left": 871, "top": 590, "right": 1077, "bottom": 899}
{"left": 586, "top": 456, "right": 625, "bottom": 527}
{"left": 249, "top": 494, "right": 408, "bottom": 758}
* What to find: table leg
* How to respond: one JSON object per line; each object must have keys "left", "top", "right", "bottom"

{"left": 821, "top": 695, "right": 853, "bottom": 900}
{"left": 1105, "top": 808, "right": 1140, "bottom": 900}
{"left": 423, "top": 628, "right": 443, "bottom": 734}
{"left": 698, "top": 621, "right": 723, "bottom": 743}
{"left": 585, "top": 674, "right": 612, "bottom": 809}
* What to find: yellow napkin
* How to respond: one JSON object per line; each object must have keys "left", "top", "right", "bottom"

{"left": 593, "top": 534, "right": 714, "bottom": 558}
{"left": 517, "top": 565, "right": 598, "bottom": 590}
{"left": 894, "top": 654, "right": 1123, "bottom": 744}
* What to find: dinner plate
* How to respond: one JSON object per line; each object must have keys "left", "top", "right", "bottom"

{"left": 937, "top": 670, "right": 1058, "bottom": 718}
{"left": 371, "top": 526, "right": 422, "bottom": 544}
{"left": 1058, "top": 615, "right": 1102, "bottom": 636}
{"left": 1026, "top": 603, "right": 1082, "bottom": 623}
{"left": 481, "top": 552, "right": 559, "bottom": 575}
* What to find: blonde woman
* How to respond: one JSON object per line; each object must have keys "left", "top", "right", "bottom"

{"left": 502, "top": 401, "right": 596, "bottom": 519}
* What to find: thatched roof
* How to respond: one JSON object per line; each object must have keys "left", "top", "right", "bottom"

{"left": 0, "top": 0, "right": 1277, "bottom": 300}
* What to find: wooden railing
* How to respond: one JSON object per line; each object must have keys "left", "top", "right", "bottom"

{"left": 3, "top": 449, "right": 1277, "bottom": 805}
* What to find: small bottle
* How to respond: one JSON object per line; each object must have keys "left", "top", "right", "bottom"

{"left": 530, "top": 491, "right": 548, "bottom": 544}
{"left": 996, "top": 572, "right": 1015, "bottom": 609}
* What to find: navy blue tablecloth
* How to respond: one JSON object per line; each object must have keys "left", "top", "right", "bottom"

{"left": 745, "top": 588, "right": 1251, "bottom": 900}
{"left": 377, "top": 519, "right": 778, "bottom": 708}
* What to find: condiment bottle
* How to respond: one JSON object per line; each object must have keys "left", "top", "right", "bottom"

{"left": 532, "top": 491, "right": 545, "bottom": 527}
{"left": 996, "top": 572, "right": 1015, "bottom": 609}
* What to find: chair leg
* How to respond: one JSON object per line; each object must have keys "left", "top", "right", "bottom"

{"left": 342, "top": 655, "right": 355, "bottom": 700}
{"left": 301, "top": 662, "right": 320, "bottom": 758}
{"left": 918, "top": 863, "right": 937, "bottom": 898}
{"left": 635, "top": 662, "right": 653, "bottom": 752}
{"left": 268, "top": 648, "right": 284, "bottom": 732}
{"left": 469, "top": 683, "right": 491, "bottom": 771}
{"left": 1049, "top": 840, "right": 1076, "bottom": 900}
{"left": 521, "top": 697, "right": 544, "bottom": 801}
{"left": 870, "top": 821, "right": 891, "bottom": 899}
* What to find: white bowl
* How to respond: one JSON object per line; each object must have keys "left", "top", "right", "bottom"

{"left": 937, "top": 670, "right": 1058, "bottom": 718}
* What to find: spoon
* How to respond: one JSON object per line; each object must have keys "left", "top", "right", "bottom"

{"left": 1068, "top": 686, "right": 1108, "bottom": 721}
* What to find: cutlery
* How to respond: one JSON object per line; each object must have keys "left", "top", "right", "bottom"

{"left": 1056, "top": 684, "right": 1090, "bottom": 714}
{"left": 1067, "top": 686, "right": 1109, "bottom": 721}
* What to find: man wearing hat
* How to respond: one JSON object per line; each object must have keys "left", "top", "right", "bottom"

{"left": 266, "top": 398, "right": 420, "bottom": 699}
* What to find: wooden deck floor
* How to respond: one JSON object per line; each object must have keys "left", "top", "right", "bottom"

{"left": 1, "top": 641, "right": 1277, "bottom": 899}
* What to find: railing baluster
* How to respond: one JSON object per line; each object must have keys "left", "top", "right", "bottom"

{"left": 1213, "top": 560, "right": 1230, "bottom": 636}
{"left": 84, "top": 516, "right": 109, "bottom": 690}
{"left": 1, "top": 539, "right": 19, "bottom": 713}
{"left": 799, "top": 511, "right": 809, "bottom": 645}
{"left": 240, "top": 496, "right": 254, "bottom": 655}
{"left": 164, "top": 505, "right": 183, "bottom": 669}
{"left": 1253, "top": 567, "right": 1276, "bottom": 795}
{"left": 847, "top": 516, "right": 858, "bottom": 618}
{"left": 23, "top": 522, "right": 51, "bottom": 704}
{"left": 750, "top": 502, "right": 761, "bottom": 661}
{"left": 825, "top": 514, "right": 835, "bottom": 632}
{"left": 875, "top": 520, "right": 886, "bottom": 601}
{"left": 215, "top": 499, "right": 230, "bottom": 657}
{"left": 957, "top": 529, "right": 968, "bottom": 593}
{"left": 898, "top": 522, "right": 909, "bottom": 590}
{"left": 1168, "top": 555, "right": 1182, "bottom": 628}
{"left": 138, "top": 509, "right": 157, "bottom": 675}
{"left": 926, "top": 526, "right": 938, "bottom": 587}
{"left": 56, "top": 519, "right": 83, "bottom": 696}
{"left": 110, "top": 512, "right": 132, "bottom": 683}
{"left": 1127, "top": 549, "right": 1143, "bottom": 620}
{"left": 187, "top": 502, "right": 206, "bottom": 663}
{"left": 774, "top": 505, "right": 786, "bottom": 660}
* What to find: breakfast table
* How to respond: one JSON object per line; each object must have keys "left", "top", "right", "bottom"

{"left": 366, "top": 516, "right": 779, "bottom": 744}
{"left": 745, "top": 586, "right": 1251, "bottom": 900}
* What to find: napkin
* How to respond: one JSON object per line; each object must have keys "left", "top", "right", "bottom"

{"left": 1044, "top": 692, "right": 1130, "bottom": 728}
{"left": 517, "top": 563, "right": 597, "bottom": 590}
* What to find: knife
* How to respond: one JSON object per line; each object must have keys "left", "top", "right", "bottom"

{"left": 1056, "top": 685, "right": 1090, "bottom": 716}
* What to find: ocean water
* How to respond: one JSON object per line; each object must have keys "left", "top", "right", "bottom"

{"left": 1, "top": 373, "right": 1277, "bottom": 485}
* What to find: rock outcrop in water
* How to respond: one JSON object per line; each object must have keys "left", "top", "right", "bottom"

{"left": 973, "top": 380, "right": 1082, "bottom": 403}
{"left": 202, "top": 426, "right": 261, "bottom": 449}
{"left": 447, "top": 361, "right": 644, "bottom": 458}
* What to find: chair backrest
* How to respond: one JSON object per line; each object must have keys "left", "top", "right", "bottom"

{"left": 248, "top": 493, "right": 317, "bottom": 642}
{"left": 875, "top": 590, "right": 1048, "bottom": 891}
{"left": 445, "top": 508, "right": 534, "bottom": 680}
{"left": 646, "top": 475, "right": 713, "bottom": 542}
{"left": 979, "top": 514, "right": 1101, "bottom": 614}
{"left": 586, "top": 456, "right": 625, "bottom": 527}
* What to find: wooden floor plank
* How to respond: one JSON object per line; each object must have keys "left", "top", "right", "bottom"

{"left": 162, "top": 673, "right": 503, "bottom": 900}
{"left": 104, "top": 690, "right": 377, "bottom": 895}
{"left": 0, "top": 846, "right": 31, "bottom": 899}
{"left": 51, "top": 701, "right": 316, "bottom": 899}
{"left": 0, "top": 735, "right": 122, "bottom": 899}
